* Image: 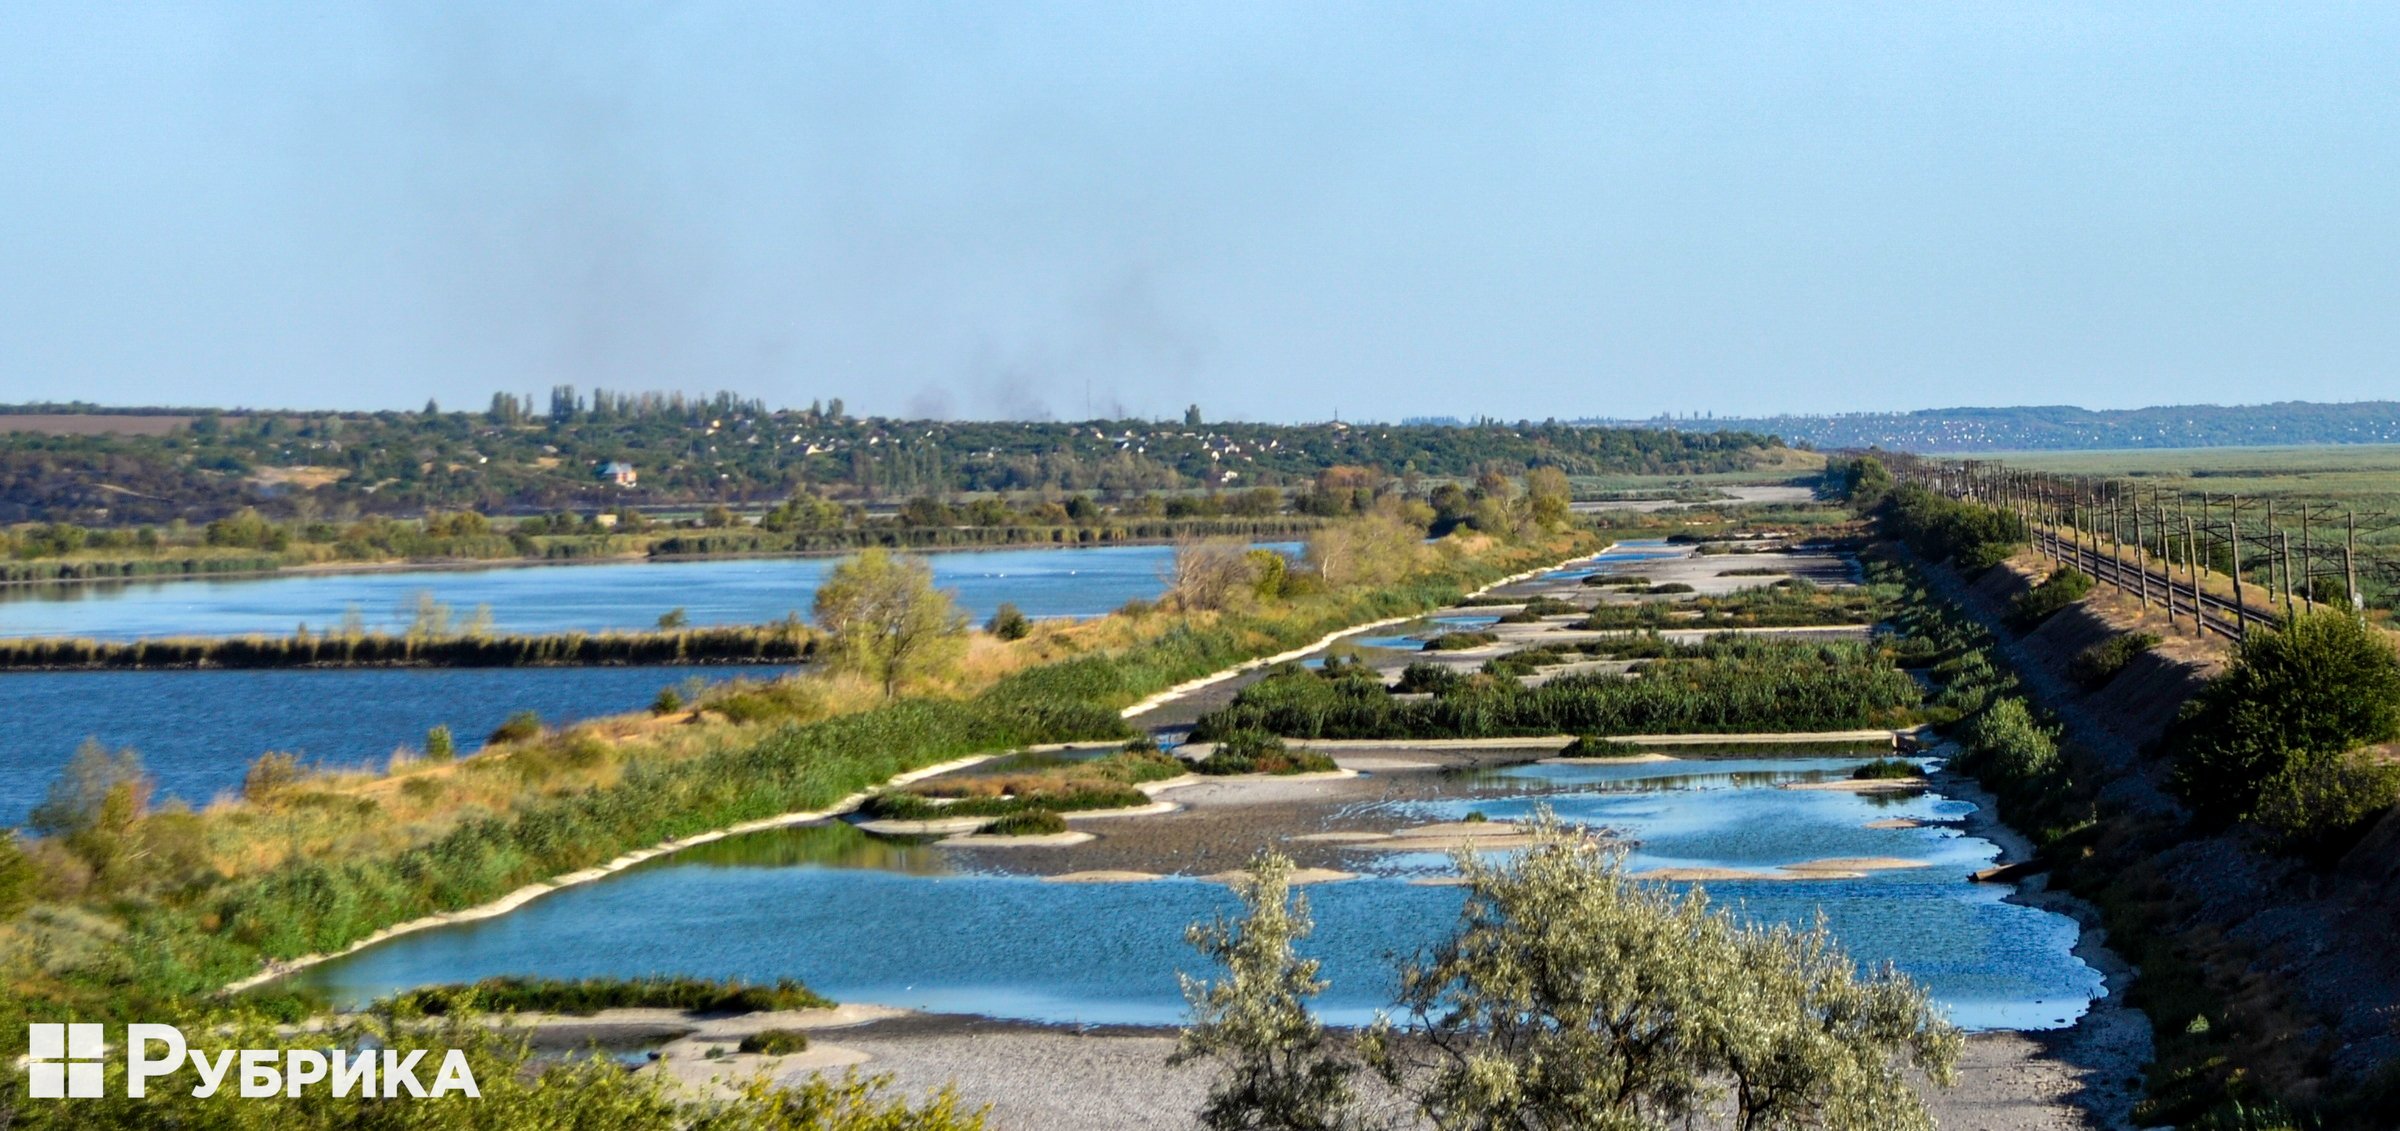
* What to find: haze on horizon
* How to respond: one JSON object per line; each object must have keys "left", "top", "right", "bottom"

{"left": 3, "top": 3, "right": 2397, "bottom": 424}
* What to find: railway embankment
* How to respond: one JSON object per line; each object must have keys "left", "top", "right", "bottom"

{"left": 1906, "top": 542, "right": 2400, "bottom": 1122}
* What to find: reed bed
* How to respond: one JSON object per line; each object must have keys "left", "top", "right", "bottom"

{"left": 0, "top": 625, "right": 815, "bottom": 670}
{"left": 1194, "top": 635, "right": 1922, "bottom": 741}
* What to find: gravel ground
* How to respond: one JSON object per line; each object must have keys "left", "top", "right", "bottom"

{"left": 806, "top": 1012, "right": 2127, "bottom": 1131}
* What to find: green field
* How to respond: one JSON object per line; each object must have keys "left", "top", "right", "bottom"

{"left": 1987, "top": 445, "right": 2400, "bottom": 540}
{"left": 1975, "top": 446, "right": 2400, "bottom": 608}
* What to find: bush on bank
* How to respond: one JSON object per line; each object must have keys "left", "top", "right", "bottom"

{"left": 2168, "top": 609, "right": 2400, "bottom": 855}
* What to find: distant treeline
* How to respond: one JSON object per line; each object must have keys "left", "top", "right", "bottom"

{"left": 0, "top": 392, "right": 1786, "bottom": 524}
{"left": 0, "top": 625, "right": 815, "bottom": 671}
{"left": 1580, "top": 400, "right": 2400, "bottom": 453}
{"left": 647, "top": 517, "right": 1320, "bottom": 556}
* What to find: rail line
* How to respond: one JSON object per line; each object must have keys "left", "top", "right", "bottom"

{"left": 2029, "top": 526, "right": 2270, "bottom": 642}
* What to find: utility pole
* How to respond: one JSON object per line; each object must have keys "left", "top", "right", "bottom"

{"left": 2347, "top": 510, "right": 2360, "bottom": 610}
{"left": 2228, "top": 495, "right": 2246, "bottom": 636}
{"left": 2133, "top": 486, "right": 2150, "bottom": 608}
{"left": 2281, "top": 529, "right": 2296, "bottom": 618}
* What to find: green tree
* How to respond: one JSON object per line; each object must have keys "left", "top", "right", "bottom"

{"left": 1363, "top": 812, "right": 1958, "bottom": 1130}
{"left": 1171, "top": 851, "right": 1361, "bottom": 1131}
{"left": 812, "top": 549, "right": 968, "bottom": 697}
{"left": 2171, "top": 610, "right": 2400, "bottom": 827}
{"left": 1523, "top": 466, "right": 1573, "bottom": 530}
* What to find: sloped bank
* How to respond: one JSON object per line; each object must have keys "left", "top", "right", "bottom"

{"left": 1903, "top": 544, "right": 2400, "bottom": 1122}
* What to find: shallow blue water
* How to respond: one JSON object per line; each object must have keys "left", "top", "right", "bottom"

{"left": 0, "top": 666, "right": 790, "bottom": 823}
{"left": 0, "top": 543, "right": 1298, "bottom": 641}
{"left": 287, "top": 755, "right": 2103, "bottom": 1033}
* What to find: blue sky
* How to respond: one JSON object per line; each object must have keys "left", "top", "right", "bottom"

{"left": 2, "top": 3, "right": 2396, "bottom": 421}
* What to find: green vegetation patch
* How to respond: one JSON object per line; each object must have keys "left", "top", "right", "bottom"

{"left": 1192, "top": 731, "right": 1340, "bottom": 775}
{"left": 982, "top": 810, "right": 1069, "bottom": 836}
{"left": 2007, "top": 567, "right": 2094, "bottom": 629}
{"left": 2069, "top": 632, "right": 2160, "bottom": 690}
{"left": 381, "top": 976, "right": 830, "bottom": 1018}
{"left": 738, "top": 1028, "right": 813, "bottom": 1055}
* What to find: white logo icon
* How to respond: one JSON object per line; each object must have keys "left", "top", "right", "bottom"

{"left": 28, "top": 1023, "right": 105, "bottom": 1099}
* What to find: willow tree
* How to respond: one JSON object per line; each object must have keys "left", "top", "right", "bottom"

{"left": 1171, "top": 851, "right": 1362, "bottom": 1131}
{"left": 1360, "top": 812, "right": 1960, "bottom": 1130}
{"left": 812, "top": 549, "right": 967, "bottom": 698}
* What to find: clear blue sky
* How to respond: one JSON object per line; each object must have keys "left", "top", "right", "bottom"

{"left": 2, "top": 3, "right": 2396, "bottom": 422}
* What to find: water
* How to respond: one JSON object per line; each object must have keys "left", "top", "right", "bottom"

{"left": 0, "top": 543, "right": 1298, "bottom": 641}
{"left": 287, "top": 755, "right": 2103, "bottom": 1033}
{"left": 0, "top": 666, "right": 789, "bottom": 824}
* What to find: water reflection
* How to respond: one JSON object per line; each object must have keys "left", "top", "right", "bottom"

{"left": 634, "top": 822, "right": 953, "bottom": 876}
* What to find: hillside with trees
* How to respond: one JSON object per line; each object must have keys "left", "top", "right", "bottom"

{"left": 0, "top": 392, "right": 1791, "bottom": 525}
{"left": 1580, "top": 400, "right": 2400, "bottom": 453}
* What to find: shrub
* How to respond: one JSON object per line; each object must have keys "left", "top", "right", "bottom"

{"left": 651, "top": 687, "right": 686, "bottom": 715}
{"left": 1645, "top": 582, "right": 1697, "bottom": 595}
{"left": 424, "top": 725, "right": 456, "bottom": 761}
{"left": 1851, "top": 757, "right": 1921, "bottom": 780}
{"left": 2249, "top": 748, "right": 2400, "bottom": 861}
{"left": 1581, "top": 574, "right": 1650, "bottom": 588}
{"left": 486, "top": 710, "right": 543, "bottom": 745}
{"left": 2008, "top": 567, "right": 2094, "bottom": 628}
{"left": 1173, "top": 851, "right": 1360, "bottom": 1131}
{"left": 2068, "top": 632, "right": 2160, "bottom": 690}
{"left": 1391, "top": 662, "right": 1465, "bottom": 694}
{"left": 988, "top": 601, "right": 1032, "bottom": 641}
{"left": 1963, "top": 697, "right": 2058, "bottom": 782}
{"left": 1559, "top": 735, "right": 1642, "bottom": 758}
{"left": 2170, "top": 610, "right": 2400, "bottom": 829}
{"left": 1195, "top": 731, "right": 1338, "bottom": 775}
{"left": 242, "top": 752, "right": 304, "bottom": 799}
{"left": 710, "top": 691, "right": 783, "bottom": 723}
{"left": 1358, "top": 812, "right": 1961, "bottom": 1129}
{"left": 1497, "top": 596, "right": 1583, "bottom": 622}
{"left": 983, "top": 809, "right": 1068, "bottom": 836}
{"left": 739, "top": 1028, "right": 813, "bottom": 1055}
{"left": 1422, "top": 631, "right": 1499, "bottom": 651}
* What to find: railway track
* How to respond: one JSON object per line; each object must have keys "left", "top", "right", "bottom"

{"left": 2028, "top": 527, "right": 2269, "bottom": 641}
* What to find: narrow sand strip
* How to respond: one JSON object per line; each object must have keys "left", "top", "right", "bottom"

{"left": 854, "top": 816, "right": 990, "bottom": 836}
{"left": 1061, "top": 800, "right": 1180, "bottom": 819}
{"left": 1202, "top": 867, "right": 1357, "bottom": 886}
{"left": 941, "top": 830, "right": 1096, "bottom": 848}
{"left": 1042, "top": 870, "right": 1163, "bottom": 884}
{"left": 1784, "top": 777, "right": 1928, "bottom": 793}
